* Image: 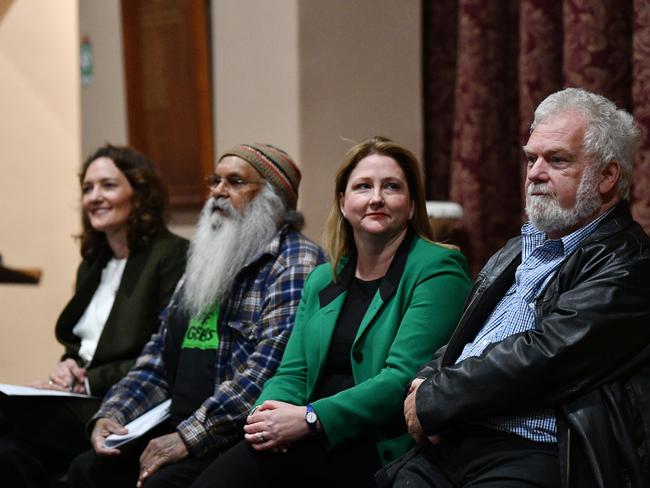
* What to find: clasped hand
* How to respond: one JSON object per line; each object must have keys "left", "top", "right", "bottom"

{"left": 404, "top": 378, "right": 440, "bottom": 445}
{"left": 244, "top": 400, "right": 309, "bottom": 452}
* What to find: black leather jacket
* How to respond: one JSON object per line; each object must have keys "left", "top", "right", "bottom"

{"left": 415, "top": 202, "right": 650, "bottom": 487}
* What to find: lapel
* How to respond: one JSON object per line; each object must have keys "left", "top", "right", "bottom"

{"left": 115, "top": 245, "right": 147, "bottom": 298}
{"left": 316, "top": 229, "right": 415, "bottom": 358}
{"left": 90, "top": 247, "right": 149, "bottom": 365}
{"left": 68, "top": 239, "right": 147, "bottom": 318}
{"left": 316, "top": 258, "right": 355, "bottom": 362}
{"left": 315, "top": 294, "right": 346, "bottom": 364}
{"left": 354, "top": 229, "right": 413, "bottom": 344}
{"left": 57, "top": 250, "right": 109, "bottom": 336}
{"left": 443, "top": 252, "right": 520, "bottom": 365}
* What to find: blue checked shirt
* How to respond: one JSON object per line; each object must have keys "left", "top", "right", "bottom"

{"left": 456, "top": 210, "right": 612, "bottom": 443}
{"left": 93, "top": 227, "right": 325, "bottom": 456}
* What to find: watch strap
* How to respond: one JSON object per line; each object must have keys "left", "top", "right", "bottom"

{"left": 305, "top": 403, "right": 319, "bottom": 435}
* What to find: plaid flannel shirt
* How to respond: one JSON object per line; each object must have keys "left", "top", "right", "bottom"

{"left": 93, "top": 226, "right": 325, "bottom": 457}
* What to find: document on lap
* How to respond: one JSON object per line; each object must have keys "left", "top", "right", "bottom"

{"left": 0, "top": 383, "right": 98, "bottom": 399}
{"left": 103, "top": 399, "right": 172, "bottom": 448}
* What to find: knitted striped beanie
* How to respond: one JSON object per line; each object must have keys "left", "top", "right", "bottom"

{"left": 219, "top": 143, "right": 301, "bottom": 209}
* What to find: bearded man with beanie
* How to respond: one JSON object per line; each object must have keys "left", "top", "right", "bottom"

{"left": 66, "top": 143, "right": 325, "bottom": 488}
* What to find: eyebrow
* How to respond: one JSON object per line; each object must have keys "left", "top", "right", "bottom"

{"left": 349, "top": 174, "right": 404, "bottom": 181}
{"left": 84, "top": 176, "right": 119, "bottom": 181}
{"left": 82, "top": 176, "right": 120, "bottom": 184}
{"left": 522, "top": 145, "right": 570, "bottom": 155}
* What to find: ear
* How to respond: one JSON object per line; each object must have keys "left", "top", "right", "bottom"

{"left": 339, "top": 192, "right": 346, "bottom": 218}
{"left": 599, "top": 161, "right": 620, "bottom": 196}
{"left": 409, "top": 200, "right": 415, "bottom": 220}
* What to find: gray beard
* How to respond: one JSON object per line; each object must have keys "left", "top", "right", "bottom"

{"left": 525, "top": 165, "right": 603, "bottom": 236}
{"left": 181, "top": 184, "right": 284, "bottom": 317}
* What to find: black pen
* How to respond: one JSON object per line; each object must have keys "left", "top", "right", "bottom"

{"left": 70, "top": 360, "right": 89, "bottom": 393}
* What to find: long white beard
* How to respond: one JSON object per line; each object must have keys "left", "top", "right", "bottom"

{"left": 525, "top": 165, "right": 603, "bottom": 236}
{"left": 181, "top": 184, "right": 284, "bottom": 317}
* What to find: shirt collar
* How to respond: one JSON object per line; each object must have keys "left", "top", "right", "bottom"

{"left": 521, "top": 207, "right": 614, "bottom": 257}
{"left": 241, "top": 225, "right": 287, "bottom": 271}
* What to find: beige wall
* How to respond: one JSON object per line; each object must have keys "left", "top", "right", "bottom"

{"left": 79, "top": 0, "right": 128, "bottom": 159}
{"left": 0, "top": 0, "right": 81, "bottom": 383}
{"left": 298, "top": 0, "right": 422, "bottom": 242}
{"left": 212, "top": 0, "right": 301, "bottom": 162}
{"left": 212, "top": 0, "right": 422, "bottom": 242}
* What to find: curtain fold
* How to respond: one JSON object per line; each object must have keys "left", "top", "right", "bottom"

{"left": 632, "top": 0, "right": 650, "bottom": 230}
{"left": 423, "top": 0, "right": 650, "bottom": 274}
{"left": 422, "top": 0, "right": 458, "bottom": 201}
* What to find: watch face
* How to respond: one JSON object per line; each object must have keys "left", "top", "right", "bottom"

{"left": 306, "top": 412, "right": 318, "bottom": 423}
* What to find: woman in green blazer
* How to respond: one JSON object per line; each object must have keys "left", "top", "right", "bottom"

{"left": 190, "top": 137, "right": 471, "bottom": 488}
{"left": 0, "top": 145, "right": 187, "bottom": 486}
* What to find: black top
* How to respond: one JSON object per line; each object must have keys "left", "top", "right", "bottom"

{"left": 164, "top": 297, "right": 217, "bottom": 425}
{"left": 313, "top": 276, "right": 382, "bottom": 401}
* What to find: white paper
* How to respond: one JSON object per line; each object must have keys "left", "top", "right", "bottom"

{"left": 0, "top": 383, "right": 97, "bottom": 399}
{"left": 104, "top": 399, "right": 171, "bottom": 448}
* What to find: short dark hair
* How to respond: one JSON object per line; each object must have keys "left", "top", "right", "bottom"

{"left": 78, "top": 144, "right": 168, "bottom": 260}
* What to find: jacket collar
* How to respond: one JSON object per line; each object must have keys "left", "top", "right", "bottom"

{"left": 78, "top": 236, "right": 151, "bottom": 300}
{"left": 579, "top": 200, "right": 634, "bottom": 246}
{"left": 443, "top": 201, "right": 635, "bottom": 366}
{"left": 118, "top": 244, "right": 148, "bottom": 297}
{"left": 483, "top": 201, "right": 633, "bottom": 283}
{"left": 318, "top": 227, "right": 415, "bottom": 308}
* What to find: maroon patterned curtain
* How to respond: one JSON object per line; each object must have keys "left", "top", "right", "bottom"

{"left": 423, "top": 0, "right": 650, "bottom": 274}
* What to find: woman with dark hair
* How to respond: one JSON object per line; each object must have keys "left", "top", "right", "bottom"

{"left": 0, "top": 144, "right": 188, "bottom": 487}
{"left": 190, "top": 136, "right": 472, "bottom": 487}
{"left": 77, "top": 144, "right": 170, "bottom": 262}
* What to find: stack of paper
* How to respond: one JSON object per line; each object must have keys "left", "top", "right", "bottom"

{"left": 0, "top": 383, "right": 97, "bottom": 399}
{"left": 104, "top": 399, "right": 172, "bottom": 448}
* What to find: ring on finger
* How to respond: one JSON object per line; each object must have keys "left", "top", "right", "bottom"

{"left": 257, "top": 432, "right": 265, "bottom": 443}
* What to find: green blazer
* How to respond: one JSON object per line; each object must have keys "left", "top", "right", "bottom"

{"left": 55, "top": 227, "right": 187, "bottom": 400}
{"left": 255, "top": 231, "right": 471, "bottom": 464}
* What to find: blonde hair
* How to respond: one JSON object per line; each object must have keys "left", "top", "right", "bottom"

{"left": 323, "top": 136, "right": 436, "bottom": 280}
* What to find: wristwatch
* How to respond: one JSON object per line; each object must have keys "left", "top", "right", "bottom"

{"left": 305, "top": 403, "right": 319, "bottom": 435}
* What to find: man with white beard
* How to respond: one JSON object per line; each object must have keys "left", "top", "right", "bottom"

{"left": 379, "top": 88, "right": 650, "bottom": 488}
{"left": 67, "top": 143, "right": 325, "bottom": 488}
